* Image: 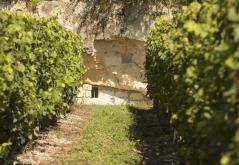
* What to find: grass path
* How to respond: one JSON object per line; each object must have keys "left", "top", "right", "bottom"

{"left": 64, "top": 105, "right": 182, "bottom": 165}
{"left": 64, "top": 105, "right": 141, "bottom": 165}
{"left": 14, "top": 105, "right": 182, "bottom": 165}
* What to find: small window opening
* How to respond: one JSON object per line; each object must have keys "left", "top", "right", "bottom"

{"left": 91, "top": 85, "right": 99, "bottom": 98}
{"left": 122, "top": 53, "right": 133, "bottom": 63}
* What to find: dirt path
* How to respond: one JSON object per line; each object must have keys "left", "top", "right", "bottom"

{"left": 13, "top": 105, "right": 91, "bottom": 165}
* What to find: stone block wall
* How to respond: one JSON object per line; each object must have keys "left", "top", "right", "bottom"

{"left": 77, "top": 84, "right": 152, "bottom": 106}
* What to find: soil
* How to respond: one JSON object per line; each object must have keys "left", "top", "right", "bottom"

{"left": 12, "top": 105, "right": 91, "bottom": 165}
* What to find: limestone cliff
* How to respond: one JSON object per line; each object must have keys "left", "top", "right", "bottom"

{"left": 3, "top": 0, "right": 171, "bottom": 104}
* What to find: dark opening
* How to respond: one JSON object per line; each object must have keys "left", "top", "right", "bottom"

{"left": 122, "top": 53, "right": 133, "bottom": 63}
{"left": 91, "top": 85, "right": 99, "bottom": 98}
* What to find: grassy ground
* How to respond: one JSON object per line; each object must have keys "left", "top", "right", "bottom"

{"left": 64, "top": 105, "right": 180, "bottom": 165}
{"left": 64, "top": 105, "right": 141, "bottom": 165}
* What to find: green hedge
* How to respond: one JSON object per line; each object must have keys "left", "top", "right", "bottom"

{"left": 145, "top": 1, "right": 239, "bottom": 164}
{"left": 0, "top": 10, "right": 85, "bottom": 159}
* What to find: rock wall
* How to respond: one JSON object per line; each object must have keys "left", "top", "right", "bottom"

{"left": 5, "top": 0, "right": 172, "bottom": 105}
{"left": 9, "top": 0, "right": 171, "bottom": 50}
{"left": 77, "top": 84, "right": 152, "bottom": 106}
{"left": 85, "top": 38, "right": 146, "bottom": 93}
{"left": 0, "top": 1, "right": 12, "bottom": 10}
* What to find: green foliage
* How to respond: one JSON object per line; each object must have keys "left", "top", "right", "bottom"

{"left": 0, "top": 143, "right": 11, "bottom": 158}
{"left": 25, "top": 0, "right": 40, "bottom": 11}
{"left": 97, "top": 0, "right": 196, "bottom": 14}
{"left": 145, "top": 1, "right": 239, "bottom": 164}
{"left": 0, "top": 10, "right": 85, "bottom": 159}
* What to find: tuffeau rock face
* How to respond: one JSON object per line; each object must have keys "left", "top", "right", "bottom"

{"left": 5, "top": 0, "right": 171, "bottom": 105}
